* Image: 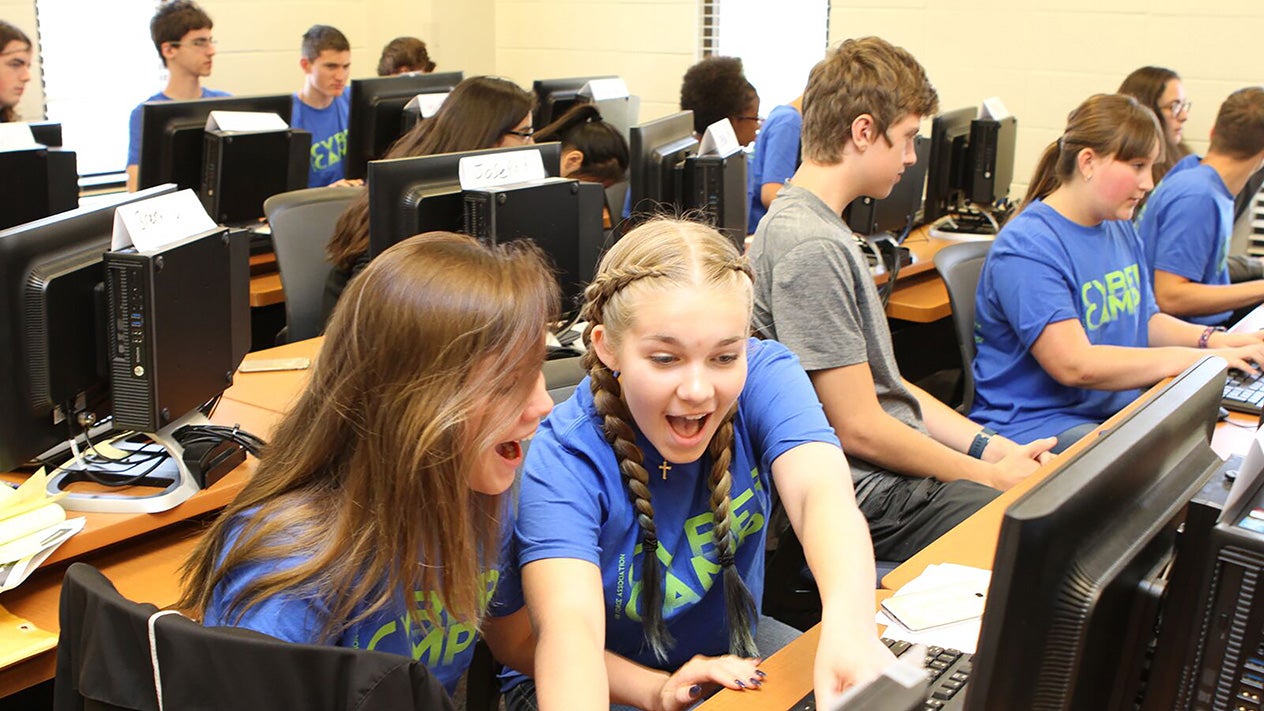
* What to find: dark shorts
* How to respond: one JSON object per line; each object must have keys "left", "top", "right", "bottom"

{"left": 858, "top": 475, "right": 1000, "bottom": 562}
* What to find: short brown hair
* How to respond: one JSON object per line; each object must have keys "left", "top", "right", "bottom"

{"left": 801, "top": 36, "right": 938, "bottom": 165}
{"left": 150, "top": 0, "right": 212, "bottom": 66}
{"left": 300, "top": 24, "right": 349, "bottom": 62}
{"left": 1210, "top": 87, "right": 1264, "bottom": 161}
{"left": 377, "top": 36, "right": 435, "bottom": 76}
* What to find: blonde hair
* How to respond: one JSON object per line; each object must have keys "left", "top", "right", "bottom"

{"left": 580, "top": 218, "right": 756, "bottom": 660}
{"left": 180, "top": 232, "right": 559, "bottom": 642}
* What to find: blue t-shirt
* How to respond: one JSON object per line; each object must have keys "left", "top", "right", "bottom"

{"left": 1137, "top": 155, "right": 1234, "bottom": 326}
{"left": 746, "top": 104, "right": 802, "bottom": 234}
{"left": 291, "top": 88, "right": 352, "bottom": 187}
{"left": 970, "top": 200, "right": 1160, "bottom": 442}
{"left": 203, "top": 511, "right": 524, "bottom": 695}
{"left": 511, "top": 338, "right": 836, "bottom": 677}
{"left": 127, "top": 88, "right": 232, "bottom": 167}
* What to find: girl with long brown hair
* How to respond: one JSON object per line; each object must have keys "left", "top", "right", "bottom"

{"left": 0, "top": 20, "right": 33, "bottom": 123}
{"left": 970, "top": 94, "right": 1264, "bottom": 453}
{"left": 1119, "top": 66, "right": 1193, "bottom": 185}
{"left": 505, "top": 218, "right": 892, "bottom": 710}
{"left": 180, "top": 232, "right": 558, "bottom": 696}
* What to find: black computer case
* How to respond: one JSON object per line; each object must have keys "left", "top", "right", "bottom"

{"left": 201, "top": 129, "right": 310, "bottom": 224}
{"left": 0, "top": 147, "right": 78, "bottom": 230}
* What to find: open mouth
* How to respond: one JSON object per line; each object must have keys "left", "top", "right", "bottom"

{"left": 667, "top": 413, "right": 710, "bottom": 440}
{"left": 494, "top": 440, "right": 523, "bottom": 465}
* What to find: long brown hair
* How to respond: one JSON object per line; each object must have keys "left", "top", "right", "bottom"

{"left": 580, "top": 218, "right": 757, "bottom": 661}
{"left": 326, "top": 76, "right": 535, "bottom": 270}
{"left": 180, "top": 232, "right": 559, "bottom": 642}
{"left": 0, "top": 21, "right": 32, "bottom": 123}
{"left": 1118, "top": 66, "right": 1192, "bottom": 183}
{"left": 1023, "top": 94, "right": 1162, "bottom": 208}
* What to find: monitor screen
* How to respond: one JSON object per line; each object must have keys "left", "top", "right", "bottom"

{"left": 628, "top": 111, "right": 698, "bottom": 221}
{"left": 923, "top": 107, "right": 975, "bottom": 223}
{"left": 344, "top": 71, "right": 464, "bottom": 181}
{"left": 965, "top": 357, "right": 1226, "bottom": 709}
{"left": 137, "top": 94, "right": 292, "bottom": 192}
{"left": 0, "top": 185, "right": 177, "bottom": 473}
{"left": 532, "top": 75, "right": 617, "bottom": 129}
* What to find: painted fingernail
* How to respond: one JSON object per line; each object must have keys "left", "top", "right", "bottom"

{"left": 749, "top": 676, "right": 762, "bottom": 687}
{"left": 736, "top": 679, "right": 747, "bottom": 689}
{"left": 755, "top": 669, "right": 767, "bottom": 678}
{"left": 689, "top": 684, "right": 702, "bottom": 699}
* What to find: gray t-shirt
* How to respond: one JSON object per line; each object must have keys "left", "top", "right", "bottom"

{"left": 749, "top": 184, "right": 926, "bottom": 493}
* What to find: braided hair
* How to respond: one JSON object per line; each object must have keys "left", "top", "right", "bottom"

{"left": 581, "top": 218, "right": 758, "bottom": 661}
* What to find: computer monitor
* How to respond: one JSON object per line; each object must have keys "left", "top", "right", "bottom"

{"left": 628, "top": 111, "right": 697, "bottom": 219}
{"left": 925, "top": 108, "right": 1019, "bottom": 224}
{"left": 845, "top": 135, "right": 930, "bottom": 236}
{"left": 532, "top": 75, "right": 617, "bottom": 129}
{"left": 923, "top": 107, "right": 975, "bottom": 224}
{"left": 964, "top": 357, "right": 1226, "bottom": 709}
{"left": 0, "top": 146, "right": 78, "bottom": 230}
{"left": 344, "top": 71, "right": 464, "bottom": 181}
{"left": 136, "top": 94, "right": 293, "bottom": 192}
{"left": 0, "top": 185, "right": 176, "bottom": 474}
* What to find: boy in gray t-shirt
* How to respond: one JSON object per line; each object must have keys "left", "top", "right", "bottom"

{"left": 748, "top": 37, "right": 1055, "bottom": 562}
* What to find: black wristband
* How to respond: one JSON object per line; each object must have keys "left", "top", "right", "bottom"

{"left": 968, "top": 427, "right": 997, "bottom": 459}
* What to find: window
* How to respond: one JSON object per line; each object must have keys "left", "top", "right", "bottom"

{"left": 700, "top": 0, "right": 830, "bottom": 112}
{"left": 35, "top": 0, "right": 162, "bottom": 177}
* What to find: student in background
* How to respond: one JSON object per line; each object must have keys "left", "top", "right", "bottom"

{"left": 291, "top": 25, "right": 353, "bottom": 187}
{"left": 125, "top": 0, "right": 229, "bottom": 192}
{"left": 750, "top": 37, "right": 1052, "bottom": 564}
{"left": 1118, "top": 66, "right": 1192, "bottom": 186}
{"left": 971, "top": 94, "right": 1264, "bottom": 452}
{"left": 679, "top": 56, "right": 760, "bottom": 147}
{"left": 508, "top": 218, "right": 892, "bottom": 711}
{"left": 1138, "top": 87, "right": 1264, "bottom": 326}
{"left": 0, "top": 21, "right": 32, "bottom": 123}
{"left": 376, "top": 36, "right": 436, "bottom": 76}
{"left": 746, "top": 94, "right": 802, "bottom": 234}
{"left": 180, "top": 232, "right": 557, "bottom": 699}
{"left": 322, "top": 76, "right": 535, "bottom": 322}
{"left": 534, "top": 103, "right": 628, "bottom": 187}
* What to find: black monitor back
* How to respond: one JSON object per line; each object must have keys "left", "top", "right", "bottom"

{"left": 0, "top": 147, "right": 79, "bottom": 230}
{"left": 367, "top": 142, "right": 562, "bottom": 257}
{"left": 532, "top": 75, "right": 617, "bottom": 128}
{"left": 137, "top": 94, "right": 293, "bottom": 191}
{"left": 924, "top": 107, "right": 975, "bottom": 223}
{"left": 345, "top": 71, "right": 464, "bottom": 181}
{"left": 965, "top": 358, "right": 1225, "bottom": 710}
{"left": 27, "top": 121, "right": 63, "bottom": 147}
{"left": 845, "top": 135, "right": 930, "bottom": 236}
{"left": 680, "top": 149, "right": 747, "bottom": 251}
{"left": 629, "top": 111, "right": 698, "bottom": 221}
{"left": 0, "top": 185, "right": 177, "bottom": 473}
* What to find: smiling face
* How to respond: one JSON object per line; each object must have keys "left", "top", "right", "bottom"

{"left": 0, "top": 40, "right": 31, "bottom": 111}
{"left": 592, "top": 283, "right": 749, "bottom": 464}
{"left": 469, "top": 370, "right": 553, "bottom": 495}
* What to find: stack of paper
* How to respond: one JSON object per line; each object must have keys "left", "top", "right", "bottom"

{"left": 877, "top": 563, "right": 990, "bottom": 653}
{"left": 0, "top": 471, "right": 85, "bottom": 594}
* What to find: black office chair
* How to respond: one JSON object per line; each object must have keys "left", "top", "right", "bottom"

{"left": 54, "top": 562, "right": 454, "bottom": 711}
{"left": 263, "top": 186, "right": 364, "bottom": 343}
{"left": 933, "top": 240, "right": 993, "bottom": 414}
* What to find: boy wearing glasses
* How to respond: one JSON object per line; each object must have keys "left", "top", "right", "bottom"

{"left": 749, "top": 37, "right": 1054, "bottom": 562}
{"left": 291, "top": 25, "right": 354, "bottom": 187}
{"left": 125, "top": 0, "right": 229, "bottom": 191}
{"left": 1138, "top": 87, "right": 1264, "bottom": 326}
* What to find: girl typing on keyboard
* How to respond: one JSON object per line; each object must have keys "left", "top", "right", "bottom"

{"left": 504, "top": 218, "right": 894, "bottom": 711}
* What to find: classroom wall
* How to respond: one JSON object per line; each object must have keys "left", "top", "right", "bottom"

{"left": 825, "top": 0, "right": 1264, "bottom": 197}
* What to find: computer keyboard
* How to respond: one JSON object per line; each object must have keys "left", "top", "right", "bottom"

{"left": 1223, "top": 369, "right": 1264, "bottom": 416}
{"left": 789, "top": 638, "right": 973, "bottom": 711}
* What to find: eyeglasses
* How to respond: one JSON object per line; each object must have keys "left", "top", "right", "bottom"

{"left": 736, "top": 115, "right": 764, "bottom": 124}
{"left": 1165, "top": 99, "right": 1192, "bottom": 117}
{"left": 170, "top": 37, "right": 217, "bottom": 51}
{"left": 505, "top": 127, "right": 535, "bottom": 139}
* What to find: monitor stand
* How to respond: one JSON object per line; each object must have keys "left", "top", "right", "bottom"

{"left": 43, "top": 410, "right": 209, "bottom": 514}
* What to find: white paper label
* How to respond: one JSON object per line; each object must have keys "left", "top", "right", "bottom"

{"left": 698, "top": 117, "right": 740, "bottom": 156}
{"left": 111, "top": 189, "right": 218, "bottom": 252}
{"left": 458, "top": 149, "right": 547, "bottom": 191}
{"left": 580, "top": 77, "right": 629, "bottom": 102}
{"left": 0, "top": 123, "right": 40, "bottom": 152}
{"left": 205, "top": 111, "right": 288, "bottom": 132}
{"left": 980, "top": 97, "right": 1011, "bottom": 121}
{"left": 406, "top": 91, "right": 449, "bottom": 119}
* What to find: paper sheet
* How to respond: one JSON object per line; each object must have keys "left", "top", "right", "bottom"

{"left": 877, "top": 563, "right": 990, "bottom": 653}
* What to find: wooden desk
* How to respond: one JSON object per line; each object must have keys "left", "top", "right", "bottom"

{"left": 249, "top": 251, "right": 285, "bottom": 308}
{"left": 881, "top": 227, "right": 953, "bottom": 324}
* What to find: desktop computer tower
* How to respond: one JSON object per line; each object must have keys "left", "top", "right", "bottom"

{"left": 463, "top": 178, "right": 603, "bottom": 307}
{"left": 0, "top": 147, "right": 78, "bottom": 230}
{"left": 967, "top": 117, "right": 1017, "bottom": 206}
{"left": 105, "top": 228, "right": 246, "bottom": 433}
{"left": 680, "top": 151, "right": 747, "bottom": 251}
{"left": 201, "top": 129, "right": 310, "bottom": 224}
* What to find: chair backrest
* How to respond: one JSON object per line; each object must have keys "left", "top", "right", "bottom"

{"left": 263, "top": 186, "right": 364, "bottom": 342}
{"left": 543, "top": 355, "right": 586, "bottom": 404}
{"left": 55, "top": 562, "right": 454, "bottom": 711}
{"left": 933, "top": 240, "right": 993, "bottom": 414}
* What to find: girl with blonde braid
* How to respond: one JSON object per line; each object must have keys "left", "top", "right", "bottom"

{"left": 505, "top": 218, "right": 893, "bottom": 711}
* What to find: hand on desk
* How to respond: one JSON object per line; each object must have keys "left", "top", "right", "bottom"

{"left": 980, "top": 436, "right": 1058, "bottom": 490}
{"left": 812, "top": 627, "right": 895, "bottom": 709}
{"left": 327, "top": 178, "right": 365, "bottom": 188}
{"left": 657, "top": 654, "right": 764, "bottom": 711}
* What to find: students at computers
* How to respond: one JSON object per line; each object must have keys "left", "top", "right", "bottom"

{"left": 322, "top": 75, "right": 535, "bottom": 323}
{"left": 179, "top": 232, "right": 556, "bottom": 697}
{"left": 1118, "top": 66, "right": 1192, "bottom": 186}
{"left": 376, "top": 36, "right": 436, "bottom": 76}
{"left": 746, "top": 94, "right": 802, "bottom": 234}
{"left": 507, "top": 218, "right": 892, "bottom": 711}
{"left": 291, "top": 25, "right": 353, "bottom": 188}
{"left": 125, "top": 0, "right": 229, "bottom": 192}
{"left": 0, "top": 20, "right": 32, "bottom": 123}
{"left": 749, "top": 37, "right": 1053, "bottom": 564}
{"left": 679, "top": 56, "right": 760, "bottom": 147}
{"left": 1137, "top": 87, "right": 1264, "bottom": 326}
{"left": 970, "top": 93, "right": 1264, "bottom": 452}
